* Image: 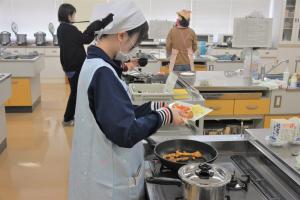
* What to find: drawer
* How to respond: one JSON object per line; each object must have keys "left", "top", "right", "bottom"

{"left": 234, "top": 99, "right": 270, "bottom": 115}
{"left": 258, "top": 50, "right": 278, "bottom": 58}
{"left": 5, "top": 78, "right": 32, "bottom": 106}
{"left": 26, "top": 48, "right": 45, "bottom": 55}
{"left": 6, "top": 48, "right": 26, "bottom": 55}
{"left": 160, "top": 66, "right": 169, "bottom": 74}
{"left": 194, "top": 65, "right": 207, "bottom": 71}
{"left": 205, "top": 100, "right": 234, "bottom": 116}
{"left": 45, "top": 48, "right": 60, "bottom": 56}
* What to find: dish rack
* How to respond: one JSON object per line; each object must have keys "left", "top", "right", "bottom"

{"left": 129, "top": 83, "right": 173, "bottom": 102}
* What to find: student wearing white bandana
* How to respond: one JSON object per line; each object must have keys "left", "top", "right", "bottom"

{"left": 68, "top": 1, "right": 184, "bottom": 200}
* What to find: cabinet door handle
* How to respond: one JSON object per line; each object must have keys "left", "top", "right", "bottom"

{"left": 209, "top": 106, "right": 221, "bottom": 111}
{"left": 246, "top": 105, "right": 258, "bottom": 110}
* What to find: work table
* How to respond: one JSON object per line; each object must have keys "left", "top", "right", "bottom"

{"left": 3, "top": 42, "right": 58, "bottom": 48}
{"left": 0, "top": 55, "right": 44, "bottom": 77}
{"left": 148, "top": 128, "right": 300, "bottom": 184}
{"left": 0, "top": 73, "right": 12, "bottom": 154}
{"left": 145, "top": 129, "right": 300, "bottom": 200}
{"left": 247, "top": 129, "right": 300, "bottom": 179}
{"left": 193, "top": 71, "right": 269, "bottom": 92}
{"left": 0, "top": 73, "right": 11, "bottom": 83}
{"left": 0, "top": 56, "right": 44, "bottom": 112}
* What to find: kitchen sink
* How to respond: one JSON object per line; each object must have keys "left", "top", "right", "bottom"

{"left": 1, "top": 54, "right": 39, "bottom": 60}
{"left": 2, "top": 55, "right": 18, "bottom": 59}
{"left": 17, "top": 55, "right": 39, "bottom": 59}
{"left": 265, "top": 73, "right": 283, "bottom": 80}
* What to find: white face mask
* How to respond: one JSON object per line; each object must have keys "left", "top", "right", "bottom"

{"left": 115, "top": 51, "right": 131, "bottom": 62}
{"left": 114, "top": 34, "right": 138, "bottom": 62}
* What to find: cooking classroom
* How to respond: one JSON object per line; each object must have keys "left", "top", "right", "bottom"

{"left": 0, "top": 0, "right": 300, "bottom": 200}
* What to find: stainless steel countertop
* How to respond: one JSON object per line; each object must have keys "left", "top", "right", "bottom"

{"left": 247, "top": 129, "right": 300, "bottom": 183}
{"left": 150, "top": 134, "right": 247, "bottom": 143}
{"left": 149, "top": 129, "right": 300, "bottom": 186}
{"left": 0, "top": 55, "right": 41, "bottom": 62}
{"left": 3, "top": 42, "right": 58, "bottom": 48}
{"left": 0, "top": 73, "right": 11, "bottom": 83}
{"left": 193, "top": 71, "right": 269, "bottom": 91}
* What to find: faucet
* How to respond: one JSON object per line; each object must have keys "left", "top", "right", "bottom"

{"left": 260, "top": 59, "right": 289, "bottom": 80}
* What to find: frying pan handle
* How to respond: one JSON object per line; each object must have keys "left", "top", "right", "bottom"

{"left": 145, "top": 138, "right": 157, "bottom": 150}
{"left": 146, "top": 177, "right": 182, "bottom": 187}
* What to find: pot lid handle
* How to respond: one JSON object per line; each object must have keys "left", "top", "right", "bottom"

{"left": 195, "top": 163, "right": 214, "bottom": 179}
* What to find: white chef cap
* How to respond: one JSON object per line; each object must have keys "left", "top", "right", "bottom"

{"left": 91, "top": 0, "right": 147, "bottom": 37}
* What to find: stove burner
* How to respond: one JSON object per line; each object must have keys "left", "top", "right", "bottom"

{"left": 159, "top": 163, "right": 172, "bottom": 174}
{"left": 226, "top": 171, "right": 250, "bottom": 192}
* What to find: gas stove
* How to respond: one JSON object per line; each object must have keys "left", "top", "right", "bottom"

{"left": 144, "top": 141, "right": 300, "bottom": 200}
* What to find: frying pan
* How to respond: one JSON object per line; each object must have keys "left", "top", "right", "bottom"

{"left": 147, "top": 138, "right": 218, "bottom": 172}
{"left": 145, "top": 138, "right": 218, "bottom": 186}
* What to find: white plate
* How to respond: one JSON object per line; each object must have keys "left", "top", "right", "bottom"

{"left": 180, "top": 72, "right": 195, "bottom": 76}
{"left": 169, "top": 101, "right": 212, "bottom": 122}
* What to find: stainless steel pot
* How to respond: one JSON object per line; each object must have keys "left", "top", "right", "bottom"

{"left": 0, "top": 31, "right": 11, "bottom": 46}
{"left": 34, "top": 31, "right": 46, "bottom": 46}
{"left": 16, "top": 34, "right": 27, "bottom": 46}
{"left": 178, "top": 163, "right": 231, "bottom": 200}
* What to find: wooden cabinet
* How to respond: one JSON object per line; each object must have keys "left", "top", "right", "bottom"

{"left": 5, "top": 78, "right": 32, "bottom": 106}
{"left": 234, "top": 99, "right": 270, "bottom": 115}
{"left": 205, "top": 100, "right": 234, "bottom": 116}
{"left": 160, "top": 64, "right": 207, "bottom": 73}
{"left": 264, "top": 114, "right": 300, "bottom": 128}
{"left": 194, "top": 64, "right": 207, "bottom": 71}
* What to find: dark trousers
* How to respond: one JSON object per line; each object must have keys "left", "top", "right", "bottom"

{"left": 64, "top": 72, "right": 79, "bottom": 122}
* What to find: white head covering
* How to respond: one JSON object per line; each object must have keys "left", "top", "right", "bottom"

{"left": 91, "top": 0, "right": 147, "bottom": 37}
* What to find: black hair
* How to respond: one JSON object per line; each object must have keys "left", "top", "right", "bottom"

{"left": 127, "top": 21, "right": 149, "bottom": 46}
{"left": 58, "top": 4, "right": 76, "bottom": 23}
{"left": 178, "top": 15, "right": 190, "bottom": 27}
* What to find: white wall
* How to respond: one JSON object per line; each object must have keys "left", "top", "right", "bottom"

{"left": 133, "top": 0, "right": 273, "bottom": 35}
{"left": 63, "top": 0, "right": 108, "bottom": 31}
{"left": 0, "top": 0, "right": 282, "bottom": 43}
{"left": 0, "top": 0, "right": 62, "bottom": 40}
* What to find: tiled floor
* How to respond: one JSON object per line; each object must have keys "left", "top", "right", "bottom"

{"left": 0, "top": 84, "right": 73, "bottom": 200}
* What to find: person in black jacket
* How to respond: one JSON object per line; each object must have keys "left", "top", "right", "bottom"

{"left": 57, "top": 3, "right": 113, "bottom": 126}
